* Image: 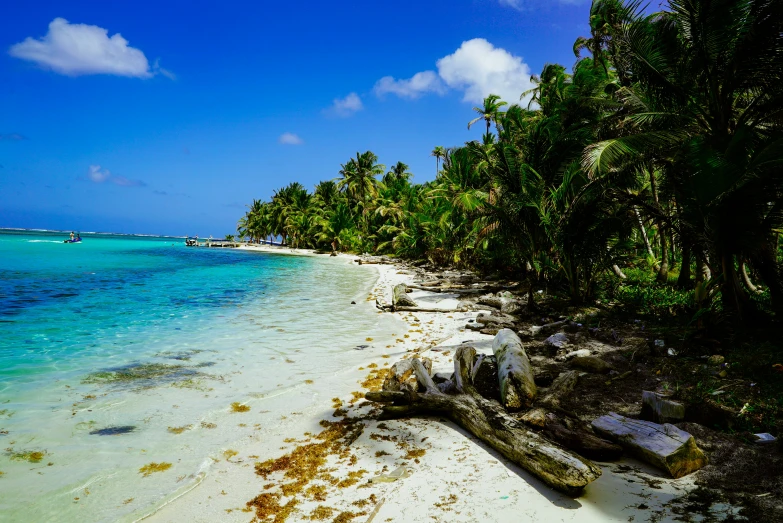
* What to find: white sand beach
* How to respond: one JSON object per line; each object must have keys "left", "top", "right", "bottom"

{"left": 142, "top": 248, "right": 717, "bottom": 523}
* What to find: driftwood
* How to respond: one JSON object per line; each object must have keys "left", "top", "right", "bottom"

{"left": 382, "top": 358, "right": 433, "bottom": 394}
{"left": 540, "top": 371, "right": 579, "bottom": 410}
{"left": 544, "top": 419, "right": 624, "bottom": 462}
{"left": 640, "top": 391, "right": 685, "bottom": 424}
{"left": 592, "top": 412, "right": 707, "bottom": 478}
{"left": 365, "top": 346, "right": 602, "bottom": 495}
{"left": 493, "top": 329, "right": 537, "bottom": 410}
{"left": 392, "top": 284, "right": 418, "bottom": 309}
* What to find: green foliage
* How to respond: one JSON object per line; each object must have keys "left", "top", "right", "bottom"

{"left": 237, "top": 0, "right": 783, "bottom": 324}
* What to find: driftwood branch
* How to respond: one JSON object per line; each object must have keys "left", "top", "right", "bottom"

{"left": 365, "top": 346, "right": 601, "bottom": 495}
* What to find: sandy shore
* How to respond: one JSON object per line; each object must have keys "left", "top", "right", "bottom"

{"left": 143, "top": 247, "right": 709, "bottom": 523}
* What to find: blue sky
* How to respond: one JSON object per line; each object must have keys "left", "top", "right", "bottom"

{"left": 0, "top": 0, "right": 592, "bottom": 236}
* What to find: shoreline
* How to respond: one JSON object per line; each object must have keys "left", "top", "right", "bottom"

{"left": 142, "top": 248, "right": 713, "bottom": 523}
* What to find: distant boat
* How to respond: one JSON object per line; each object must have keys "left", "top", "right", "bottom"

{"left": 64, "top": 234, "right": 82, "bottom": 243}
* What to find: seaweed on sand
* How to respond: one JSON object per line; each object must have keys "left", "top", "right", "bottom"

{"left": 6, "top": 449, "right": 46, "bottom": 463}
{"left": 139, "top": 462, "right": 172, "bottom": 476}
{"left": 82, "top": 363, "right": 200, "bottom": 388}
{"left": 231, "top": 402, "right": 250, "bottom": 413}
{"left": 247, "top": 416, "right": 366, "bottom": 521}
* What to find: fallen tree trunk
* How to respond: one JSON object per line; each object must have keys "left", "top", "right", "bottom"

{"left": 493, "top": 329, "right": 537, "bottom": 410}
{"left": 366, "top": 346, "right": 601, "bottom": 495}
{"left": 392, "top": 284, "right": 417, "bottom": 309}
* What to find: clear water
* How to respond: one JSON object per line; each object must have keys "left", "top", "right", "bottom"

{"left": 0, "top": 229, "right": 397, "bottom": 522}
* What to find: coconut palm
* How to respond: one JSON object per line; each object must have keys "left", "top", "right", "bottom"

{"left": 431, "top": 146, "right": 446, "bottom": 175}
{"left": 468, "top": 94, "right": 508, "bottom": 135}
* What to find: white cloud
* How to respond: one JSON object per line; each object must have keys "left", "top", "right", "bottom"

{"left": 373, "top": 39, "right": 536, "bottom": 106}
{"left": 9, "top": 18, "right": 163, "bottom": 78}
{"left": 373, "top": 71, "right": 445, "bottom": 99}
{"left": 437, "top": 38, "right": 535, "bottom": 105}
{"left": 86, "top": 164, "right": 145, "bottom": 187}
{"left": 88, "top": 165, "right": 111, "bottom": 183}
{"left": 324, "top": 92, "right": 363, "bottom": 117}
{"left": 278, "top": 132, "right": 303, "bottom": 145}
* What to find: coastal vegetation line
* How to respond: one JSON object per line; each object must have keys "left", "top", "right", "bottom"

{"left": 238, "top": 0, "right": 783, "bottom": 330}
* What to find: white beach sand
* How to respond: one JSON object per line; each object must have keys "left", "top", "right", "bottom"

{"left": 142, "top": 247, "right": 719, "bottom": 523}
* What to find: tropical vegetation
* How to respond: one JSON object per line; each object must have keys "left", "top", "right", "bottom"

{"left": 238, "top": 0, "right": 783, "bottom": 328}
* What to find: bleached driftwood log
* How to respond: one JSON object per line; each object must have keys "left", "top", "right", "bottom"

{"left": 592, "top": 412, "right": 707, "bottom": 478}
{"left": 392, "top": 284, "right": 417, "bottom": 309}
{"left": 544, "top": 419, "right": 624, "bottom": 462}
{"left": 381, "top": 358, "right": 432, "bottom": 394}
{"left": 365, "top": 346, "right": 602, "bottom": 495}
{"left": 478, "top": 293, "right": 524, "bottom": 314}
{"left": 493, "top": 329, "right": 537, "bottom": 410}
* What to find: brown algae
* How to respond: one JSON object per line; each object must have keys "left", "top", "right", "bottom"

{"left": 231, "top": 402, "right": 250, "bottom": 413}
{"left": 139, "top": 462, "right": 172, "bottom": 477}
{"left": 167, "top": 425, "right": 192, "bottom": 434}
{"left": 6, "top": 449, "right": 46, "bottom": 463}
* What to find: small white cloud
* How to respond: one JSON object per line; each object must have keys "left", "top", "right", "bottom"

{"left": 86, "top": 164, "right": 145, "bottom": 187}
{"left": 374, "top": 71, "right": 445, "bottom": 99}
{"left": 437, "top": 38, "right": 535, "bottom": 104}
{"left": 278, "top": 132, "right": 304, "bottom": 145}
{"left": 9, "top": 18, "right": 165, "bottom": 78}
{"left": 324, "top": 92, "right": 363, "bottom": 118}
{"left": 88, "top": 165, "right": 110, "bottom": 183}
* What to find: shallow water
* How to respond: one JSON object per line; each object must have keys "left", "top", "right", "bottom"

{"left": 0, "top": 230, "right": 398, "bottom": 522}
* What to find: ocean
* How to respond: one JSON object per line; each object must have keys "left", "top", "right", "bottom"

{"left": 0, "top": 229, "right": 397, "bottom": 521}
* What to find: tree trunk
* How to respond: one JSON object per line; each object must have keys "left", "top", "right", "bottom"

{"left": 612, "top": 264, "right": 627, "bottom": 279}
{"left": 740, "top": 261, "right": 762, "bottom": 295}
{"left": 650, "top": 171, "right": 669, "bottom": 282}
{"left": 750, "top": 241, "right": 783, "bottom": 315}
{"left": 634, "top": 206, "right": 659, "bottom": 270}
{"left": 677, "top": 239, "right": 692, "bottom": 289}
{"left": 719, "top": 251, "right": 748, "bottom": 320}
{"left": 366, "top": 346, "right": 602, "bottom": 495}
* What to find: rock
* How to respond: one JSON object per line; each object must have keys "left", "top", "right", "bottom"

{"left": 350, "top": 301, "right": 356, "bottom": 305}
{"left": 392, "top": 284, "right": 417, "bottom": 308}
{"left": 555, "top": 349, "right": 591, "bottom": 362}
{"left": 592, "top": 412, "right": 708, "bottom": 478}
{"left": 640, "top": 391, "right": 685, "bottom": 424}
{"left": 475, "top": 313, "right": 515, "bottom": 327}
{"left": 544, "top": 332, "right": 569, "bottom": 350}
{"left": 530, "top": 320, "right": 567, "bottom": 337}
{"left": 520, "top": 408, "right": 547, "bottom": 429}
{"left": 570, "top": 355, "right": 613, "bottom": 374}
{"left": 686, "top": 397, "right": 737, "bottom": 430}
{"left": 707, "top": 355, "right": 725, "bottom": 366}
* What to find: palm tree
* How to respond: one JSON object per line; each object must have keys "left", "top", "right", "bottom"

{"left": 468, "top": 94, "right": 507, "bottom": 135}
{"left": 431, "top": 146, "right": 446, "bottom": 175}
{"left": 337, "top": 151, "right": 384, "bottom": 205}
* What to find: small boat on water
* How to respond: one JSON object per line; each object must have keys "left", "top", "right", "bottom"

{"left": 64, "top": 232, "right": 82, "bottom": 243}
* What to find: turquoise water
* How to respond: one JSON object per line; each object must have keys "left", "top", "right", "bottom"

{"left": 0, "top": 229, "right": 397, "bottom": 522}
